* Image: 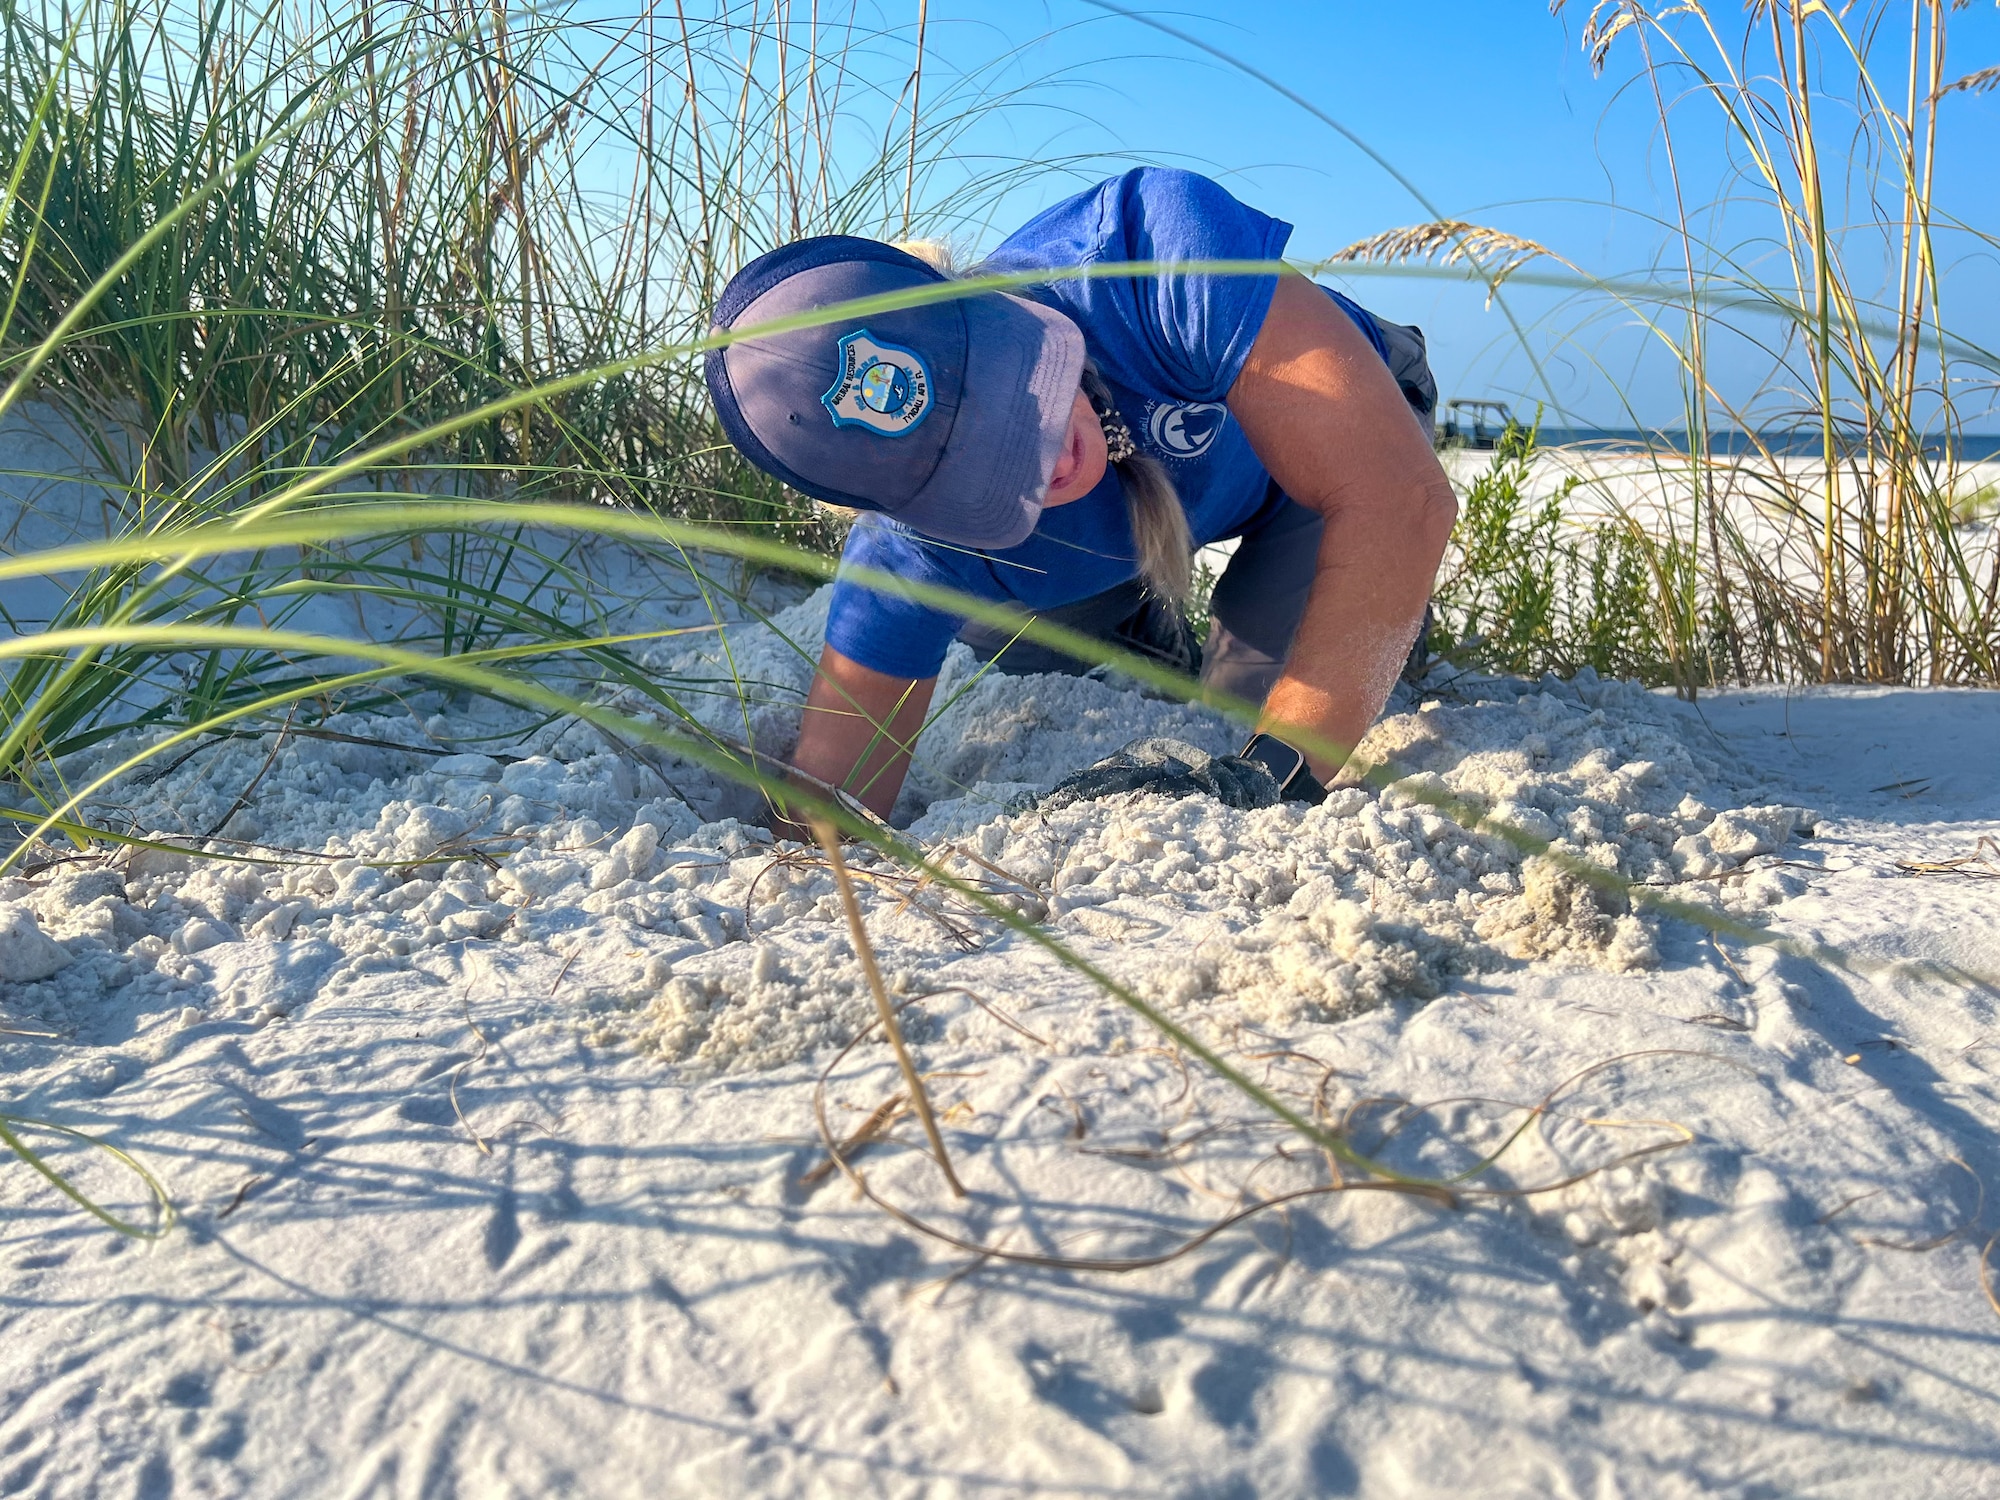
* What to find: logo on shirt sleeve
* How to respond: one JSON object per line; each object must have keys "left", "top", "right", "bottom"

{"left": 1146, "top": 401, "right": 1227, "bottom": 459}
{"left": 823, "top": 329, "right": 932, "bottom": 437}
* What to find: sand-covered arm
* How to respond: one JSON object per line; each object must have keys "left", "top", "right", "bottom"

{"left": 1227, "top": 272, "right": 1458, "bottom": 779}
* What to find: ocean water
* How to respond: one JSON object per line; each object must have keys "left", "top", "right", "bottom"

{"left": 1447, "top": 424, "right": 2000, "bottom": 460}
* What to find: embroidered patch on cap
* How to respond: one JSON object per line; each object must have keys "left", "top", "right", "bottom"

{"left": 823, "top": 329, "right": 932, "bottom": 437}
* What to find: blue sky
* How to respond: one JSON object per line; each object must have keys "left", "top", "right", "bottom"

{"left": 918, "top": 1, "right": 2000, "bottom": 428}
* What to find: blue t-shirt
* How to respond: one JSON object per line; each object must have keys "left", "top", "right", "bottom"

{"left": 822, "top": 167, "right": 1388, "bottom": 680}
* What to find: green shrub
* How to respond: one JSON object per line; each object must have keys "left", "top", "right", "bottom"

{"left": 1432, "top": 422, "right": 1713, "bottom": 687}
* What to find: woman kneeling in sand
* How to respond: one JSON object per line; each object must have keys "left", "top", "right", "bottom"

{"left": 703, "top": 167, "right": 1456, "bottom": 828}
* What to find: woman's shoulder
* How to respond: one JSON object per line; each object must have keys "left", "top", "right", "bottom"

{"left": 840, "top": 513, "right": 1005, "bottom": 592}
{"left": 986, "top": 168, "right": 1287, "bottom": 273}
{"left": 984, "top": 169, "right": 1294, "bottom": 404}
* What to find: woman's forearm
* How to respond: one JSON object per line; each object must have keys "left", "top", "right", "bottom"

{"left": 1228, "top": 274, "right": 1457, "bottom": 778}
{"left": 1260, "top": 486, "right": 1456, "bottom": 776}
{"left": 774, "top": 646, "right": 936, "bottom": 837}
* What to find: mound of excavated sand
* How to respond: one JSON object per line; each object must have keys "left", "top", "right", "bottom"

{"left": 9, "top": 586, "right": 1815, "bottom": 1080}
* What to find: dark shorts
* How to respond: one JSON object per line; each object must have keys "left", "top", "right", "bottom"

{"left": 956, "top": 315, "right": 1436, "bottom": 705}
{"left": 954, "top": 492, "right": 1324, "bottom": 702}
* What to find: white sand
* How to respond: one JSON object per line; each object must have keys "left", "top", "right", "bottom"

{"left": 5, "top": 434, "right": 2000, "bottom": 1496}
{"left": 1440, "top": 446, "right": 2000, "bottom": 598}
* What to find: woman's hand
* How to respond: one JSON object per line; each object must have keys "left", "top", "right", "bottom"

{"left": 770, "top": 646, "right": 937, "bottom": 842}
{"left": 1227, "top": 273, "right": 1459, "bottom": 780}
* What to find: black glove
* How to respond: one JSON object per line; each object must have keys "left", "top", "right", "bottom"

{"left": 1039, "top": 737, "right": 1283, "bottom": 812}
{"left": 1401, "top": 601, "right": 1436, "bottom": 685}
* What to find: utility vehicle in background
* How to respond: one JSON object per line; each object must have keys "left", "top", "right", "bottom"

{"left": 1439, "top": 398, "right": 1515, "bottom": 449}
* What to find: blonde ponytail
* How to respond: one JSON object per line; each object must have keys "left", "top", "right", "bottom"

{"left": 1080, "top": 362, "right": 1192, "bottom": 608}
{"left": 892, "top": 238, "right": 958, "bottom": 274}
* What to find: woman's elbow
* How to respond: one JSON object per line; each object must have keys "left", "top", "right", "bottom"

{"left": 1415, "top": 477, "right": 1459, "bottom": 555}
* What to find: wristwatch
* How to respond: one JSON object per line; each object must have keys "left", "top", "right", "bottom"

{"left": 1239, "top": 732, "right": 1328, "bottom": 806}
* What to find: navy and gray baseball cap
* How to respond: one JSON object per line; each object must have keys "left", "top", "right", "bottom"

{"left": 705, "top": 236, "right": 1087, "bottom": 550}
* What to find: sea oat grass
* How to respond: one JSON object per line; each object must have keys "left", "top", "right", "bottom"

{"left": 1319, "top": 4, "right": 2000, "bottom": 692}
{"left": 1551, "top": 0, "right": 2000, "bottom": 689}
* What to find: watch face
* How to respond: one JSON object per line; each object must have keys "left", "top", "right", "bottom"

{"left": 1243, "top": 734, "right": 1304, "bottom": 790}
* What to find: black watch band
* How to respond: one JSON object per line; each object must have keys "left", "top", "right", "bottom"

{"left": 1239, "top": 732, "right": 1327, "bottom": 806}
